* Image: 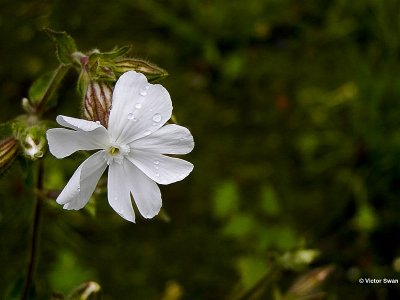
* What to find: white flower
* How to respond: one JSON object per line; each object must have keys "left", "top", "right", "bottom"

{"left": 46, "top": 71, "right": 194, "bottom": 222}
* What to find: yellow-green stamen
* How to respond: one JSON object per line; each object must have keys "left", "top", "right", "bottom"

{"left": 109, "top": 146, "right": 119, "bottom": 155}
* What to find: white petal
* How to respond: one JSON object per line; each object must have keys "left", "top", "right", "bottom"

{"left": 47, "top": 128, "right": 109, "bottom": 158}
{"left": 107, "top": 163, "right": 135, "bottom": 222}
{"left": 130, "top": 124, "right": 194, "bottom": 154}
{"left": 124, "top": 160, "right": 162, "bottom": 218}
{"left": 108, "top": 71, "right": 173, "bottom": 144}
{"left": 56, "top": 151, "right": 107, "bottom": 210}
{"left": 127, "top": 150, "right": 193, "bottom": 185}
{"left": 56, "top": 115, "right": 106, "bottom": 132}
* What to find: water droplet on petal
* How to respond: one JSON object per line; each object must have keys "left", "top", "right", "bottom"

{"left": 77, "top": 187, "right": 81, "bottom": 191}
{"left": 156, "top": 173, "right": 160, "bottom": 177}
{"left": 152, "top": 113, "right": 162, "bottom": 123}
{"left": 144, "top": 83, "right": 150, "bottom": 90}
{"left": 139, "top": 89, "right": 147, "bottom": 96}
{"left": 135, "top": 103, "right": 142, "bottom": 109}
{"left": 109, "top": 105, "right": 112, "bottom": 111}
{"left": 127, "top": 112, "right": 134, "bottom": 120}
{"left": 154, "top": 160, "right": 160, "bottom": 165}
{"left": 144, "top": 130, "right": 151, "bottom": 136}
{"left": 133, "top": 117, "right": 137, "bottom": 122}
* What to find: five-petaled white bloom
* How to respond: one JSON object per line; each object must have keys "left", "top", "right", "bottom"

{"left": 46, "top": 71, "right": 194, "bottom": 222}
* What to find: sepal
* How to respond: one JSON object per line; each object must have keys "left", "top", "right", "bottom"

{"left": 82, "top": 46, "right": 168, "bottom": 83}
{"left": 113, "top": 58, "right": 168, "bottom": 82}
{"left": 83, "top": 80, "right": 113, "bottom": 127}
{"left": 0, "top": 137, "right": 19, "bottom": 175}
{"left": 44, "top": 28, "right": 78, "bottom": 65}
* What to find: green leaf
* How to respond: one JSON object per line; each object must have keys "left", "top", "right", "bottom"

{"left": 212, "top": 180, "right": 239, "bottom": 219}
{"left": 28, "top": 70, "right": 57, "bottom": 105}
{"left": 260, "top": 184, "right": 281, "bottom": 216}
{"left": 353, "top": 203, "right": 378, "bottom": 232}
{"left": 27, "top": 65, "right": 69, "bottom": 113}
{"left": 50, "top": 250, "right": 97, "bottom": 297}
{"left": 237, "top": 256, "right": 269, "bottom": 289}
{"left": 45, "top": 28, "right": 77, "bottom": 65}
{"left": 223, "top": 213, "right": 257, "bottom": 238}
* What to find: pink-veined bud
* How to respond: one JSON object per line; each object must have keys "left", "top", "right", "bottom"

{"left": 113, "top": 58, "right": 168, "bottom": 82}
{"left": 0, "top": 137, "right": 18, "bottom": 174}
{"left": 83, "top": 81, "right": 113, "bottom": 127}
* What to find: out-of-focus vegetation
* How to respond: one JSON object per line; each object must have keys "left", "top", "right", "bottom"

{"left": 1, "top": 0, "right": 400, "bottom": 299}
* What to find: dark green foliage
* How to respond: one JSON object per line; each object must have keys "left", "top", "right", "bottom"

{"left": 0, "top": 0, "right": 400, "bottom": 299}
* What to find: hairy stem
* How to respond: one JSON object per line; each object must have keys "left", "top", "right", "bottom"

{"left": 21, "top": 161, "right": 44, "bottom": 300}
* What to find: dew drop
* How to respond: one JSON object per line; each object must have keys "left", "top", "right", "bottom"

{"left": 77, "top": 187, "right": 81, "bottom": 191}
{"left": 156, "top": 173, "right": 160, "bottom": 177}
{"left": 127, "top": 112, "right": 134, "bottom": 120}
{"left": 109, "top": 104, "right": 112, "bottom": 111}
{"left": 152, "top": 113, "right": 162, "bottom": 123}
{"left": 154, "top": 160, "right": 160, "bottom": 165}
{"left": 139, "top": 89, "right": 147, "bottom": 96}
{"left": 135, "top": 103, "right": 142, "bottom": 109}
{"left": 144, "top": 130, "right": 151, "bottom": 136}
{"left": 132, "top": 117, "right": 137, "bottom": 122}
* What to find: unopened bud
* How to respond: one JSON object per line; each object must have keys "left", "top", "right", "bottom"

{"left": 13, "top": 121, "right": 47, "bottom": 160}
{"left": 287, "top": 265, "right": 334, "bottom": 297}
{"left": 83, "top": 81, "right": 113, "bottom": 127}
{"left": 22, "top": 97, "right": 35, "bottom": 114}
{"left": 23, "top": 134, "right": 45, "bottom": 160}
{"left": 0, "top": 137, "right": 18, "bottom": 175}
{"left": 114, "top": 58, "right": 168, "bottom": 82}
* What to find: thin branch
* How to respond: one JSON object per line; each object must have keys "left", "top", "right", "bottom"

{"left": 21, "top": 160, "right": 44, "bottom": 300}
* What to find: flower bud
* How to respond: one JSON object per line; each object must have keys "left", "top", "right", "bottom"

{"left": 21, "top": 97, "right": 35, "bottom": 114}
{"left": 83, "top": 81, "right": 113, "bottom": 127}
{"left": 22, "top": 134, "right": 46, "bottom": 160}
{"left": 13, "top": 120, "right": 47, "bottom": 160}
{"left": 0, "top": 137, "right": 18, "bottom": 174}
{"left": 113, "top": 58, "right": 168, "bottom": 82}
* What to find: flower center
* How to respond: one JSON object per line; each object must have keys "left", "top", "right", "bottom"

{"left": 109, "top": 146, "right": 119, "bottom": 155}
{"left": 104, "top": 143, "right": 130, "bottom": 165}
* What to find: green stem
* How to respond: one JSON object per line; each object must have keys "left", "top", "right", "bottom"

{"left": 21, "top": 161, "right": 44, "bottom": 300}
{"left": 35, "top": 64, "right": 70, "bottom": 117}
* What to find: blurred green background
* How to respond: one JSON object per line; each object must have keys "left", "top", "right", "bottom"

{"left": 1, "top": 0, "right": 400, "bottom": 299}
